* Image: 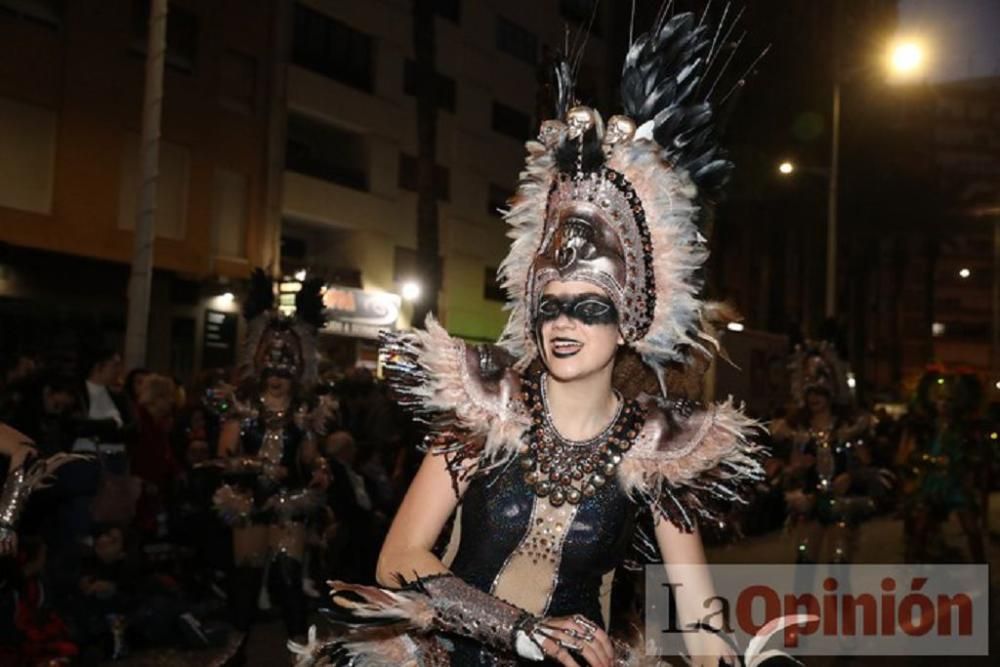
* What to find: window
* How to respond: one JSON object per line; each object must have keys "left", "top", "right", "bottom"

{"left": 131, "top": 0, "right": 200, "bottom": 74}
{"left": 0, "top": 0, "right": 63, "bottom": 28}
{"left": 403, "top": 60, "right": 456, "bottom": 112}
{"left": 0, "top": 96, "right": 56, "bottom": 214}
{"left": 496, "top": 16, "right": 536, "bottom": 65}
{"left": 487, "top": 184, "right": 512, "bottom": 217}
{"left": 292, "top": 3, "right": 373, "bottom": 92}
{"left": 118, "top": 134, "right": 190, "bottom": 240}
{"left": 484, "top": 266, "right": 504, "bottom": 302}
{"left": 211, "top": 169, "right": 247, "bottom": 258}
{"left": 398, "top": 154, "right": 450, "bottom": 201}
{"left": 220, "top": 50, "right": 257, "bottom": 114}
{"left": 286, "top": 113, "right": 369, "bottom": 190}
{"left": 492, "top": 102, "right": 531, "bottom": 141}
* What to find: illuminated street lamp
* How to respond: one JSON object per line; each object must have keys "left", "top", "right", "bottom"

{"left": 401, "top": 280, "right": 422, "bottom": 302}
{"left": 778, "top": 161, "right": 795, "bottom": 175}
{"left": 888, "top": 39, "right": 926, "bottom": 79}
{"left": 958, "top": 267, "right": 971, "bottom": 279}
{"left": 822, "top": 22, "right": 929, "bottom": 320}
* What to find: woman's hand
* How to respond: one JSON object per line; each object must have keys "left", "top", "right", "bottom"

{"left": 533, "top": 615, "right": 613, "bottom": 667}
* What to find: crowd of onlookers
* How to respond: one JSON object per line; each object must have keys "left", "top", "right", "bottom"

{"left": 0, "top": 345, "right": 418, "bottom": 665}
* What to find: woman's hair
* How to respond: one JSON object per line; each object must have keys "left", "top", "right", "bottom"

{"left": 138, "top": 374, "right": 176, "bottom": 409}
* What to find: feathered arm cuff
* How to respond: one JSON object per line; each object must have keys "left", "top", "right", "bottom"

{"left": 1, "top": 453, "right": 86, "bottom": 537}
{"left": 318, "top": 574, "right": 546, "bottom": 663}
{"left": 618, "top": 397, "right": 767, "bottom": 533}
{"left": 380, "top": 315, "right": 528, "bottom": 467}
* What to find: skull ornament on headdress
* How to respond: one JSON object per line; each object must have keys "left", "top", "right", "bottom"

{"left": 240, "top": 268, "right": 325, "bottom": 386}
{"left": 497, "top": 12, "right": 747, "bottom": 392}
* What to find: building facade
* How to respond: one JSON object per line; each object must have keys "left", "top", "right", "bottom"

{"left": 0, "top": 0, "right": 283, "bottom": 378}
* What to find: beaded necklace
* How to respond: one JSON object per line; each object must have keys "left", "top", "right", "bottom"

{"left": 519, "top": 372, "right": 645, "bottom": 507}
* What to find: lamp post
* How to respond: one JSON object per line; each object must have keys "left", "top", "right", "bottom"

{"left": 793, "top": 23, "right": 928, "bottom": 321}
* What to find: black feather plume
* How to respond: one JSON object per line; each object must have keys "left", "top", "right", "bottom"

{"left": 242, "top": 268, "right": 274, "bottom": 320}
{"left": 553, "top": 57, "right": 575, "bottom": 119}
{"left": 620, "top": 8, "right": 754, "bottom": 200}
{"left": 295, "top": 276, "right": 327, "bottom": 329}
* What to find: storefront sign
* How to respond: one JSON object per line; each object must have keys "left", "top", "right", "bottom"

{"left": 202, "top": 309, "right": 237, "bottom": 368}
{"left": 322, "top": 286, "right": 401, "bottom": 339}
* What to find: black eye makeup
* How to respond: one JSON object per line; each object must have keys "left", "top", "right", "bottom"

{"left": 536, "top": 294, "right": 619, "bottom": 326}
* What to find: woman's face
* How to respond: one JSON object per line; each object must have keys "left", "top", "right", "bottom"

{"left": 537, "top": 280, "right": 622, "bottom": 383}
{"left": 806, "top": 389, "right": 831, "bottom": 415}
{"left": 265, "top": 374, "right": 293, "bottom": 396}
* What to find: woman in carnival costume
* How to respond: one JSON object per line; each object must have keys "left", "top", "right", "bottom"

{"left": 209, "top": 269, "right": 331, "bottom": 647}
{"left": 897, "top": 367, "right": 985, "bottom": 562}
{"left": 293, "top": 10, "right": 771, "bottom": 667}
{"left": 770, "top": 342, "right": 887, "bottom": 564}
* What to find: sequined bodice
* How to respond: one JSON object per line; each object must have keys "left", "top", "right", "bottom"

{"left": 240, "top": 408, "right": 306, "bottom": 490}
{"left": 450, "top": 454, "right": 637, "bottom": 621}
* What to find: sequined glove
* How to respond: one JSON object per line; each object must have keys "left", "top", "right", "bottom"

{"left": 328, "top": 574, "right": 547, "bottom": 661}
{"left": 0, "top": 465, "right": 28, "bottom": 556}
{"left": 418, "top": 574, "right": 546, "bottom": 660}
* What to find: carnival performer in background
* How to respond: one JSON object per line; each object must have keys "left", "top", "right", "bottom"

{"left": 897, "top": 368, "right": 985, "bottom": 562}
{"left": 771, "top": 342, "right": 887, "bottom": 564}
{"left": 292, "top": 9, "right": 770, "bottom": 667}
{"left": 1, "top": 422, "right": 82, "bottom": 558}
{"left": 209, "top": 269, "right": 330, "bottom": 650}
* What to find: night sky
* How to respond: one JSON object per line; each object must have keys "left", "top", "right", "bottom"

{"left": 899, "top": 0, "right": 1000, "bottom": 82}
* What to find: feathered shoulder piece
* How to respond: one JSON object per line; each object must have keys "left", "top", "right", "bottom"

{"left": 617, "top": 395, "right": 766, "bottom": 533}
{"left": 380, "top": 316, "right": 528, "bottom": 472}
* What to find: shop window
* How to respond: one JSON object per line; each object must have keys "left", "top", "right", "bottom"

{"left": 403, "top": 59, "right": 456, "bottom": 112}
{"left": 286, "top": 113, "right": 369, "bottom": 191}
{"left": 496, "top": 15, "right": 536, "bottom": 65}
{"left": 492, "top": 101, "right": 531, "bottom": 141}
{"left": 398, "top": 153, "right": 450, "bottom": 201}
{"left": 292, "top": 3, "right": 373, "bottom": 93}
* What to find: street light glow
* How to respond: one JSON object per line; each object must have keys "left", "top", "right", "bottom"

{"left": 958, "top": 267, "right": 971, "bottom": 279}
{"left": 888, "top": 39, "right": 926, "bottom": 78}
{"left": 726, "top": 322, "right": 745, "bottom": 332}
{"left": 218, "top": 292, "right": 235, "bottom": 305}
{"left": 401, "top": 280, "right": 421, "bottom": 302}
{"left": 778, "top": 161, "right": 794, "bottom": 175}
{"left": 294, "top": 269, "right": 307, "bottom": 281}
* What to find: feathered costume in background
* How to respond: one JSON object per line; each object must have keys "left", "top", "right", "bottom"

{"left": 293, "top": 5, "right": 777, "bottom": 666}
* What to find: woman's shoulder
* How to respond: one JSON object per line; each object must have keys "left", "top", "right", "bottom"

{"left": 616, "top": 394, "right": 767, "bottom": 531}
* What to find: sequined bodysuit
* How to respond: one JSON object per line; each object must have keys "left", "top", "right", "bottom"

{"left": 448, "top": 455, "right": 638, "bottom": 664}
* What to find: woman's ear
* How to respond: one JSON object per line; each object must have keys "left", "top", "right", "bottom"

{"left": 617, "top": 331, "right": 625, "bottom": 346}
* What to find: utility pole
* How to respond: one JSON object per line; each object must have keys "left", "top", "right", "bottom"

{"left": 124, "top": 0, "right": 168, "bottom": 369}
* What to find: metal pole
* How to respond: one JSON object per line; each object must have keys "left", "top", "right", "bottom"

{"left": 825, "top": 1, "right": 842, "bottom": 320}
{"left": 825, "top": 80, "right": 840, "bottom": 320}
{"left": 124, "top": 0, "right": 168, "bottom": 369}
{"left": 993, "top": 217, "right": 1000, "bottom": 392}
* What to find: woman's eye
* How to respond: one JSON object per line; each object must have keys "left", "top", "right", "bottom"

{"left": 576, "top": 300, "right": 610, "bottom": 318}
{"left": 538, "top": 300, "right": 561, "bottom": 317}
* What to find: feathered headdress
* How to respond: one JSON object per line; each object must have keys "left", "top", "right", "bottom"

{"left": 787, "top": 341, "right": 851, "bottom": 408}
{"left": 497, "top": 7, "right": 764, "bottom": 394}
{"left": 239, "top": 268, "right": 326, "bottom": 386}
